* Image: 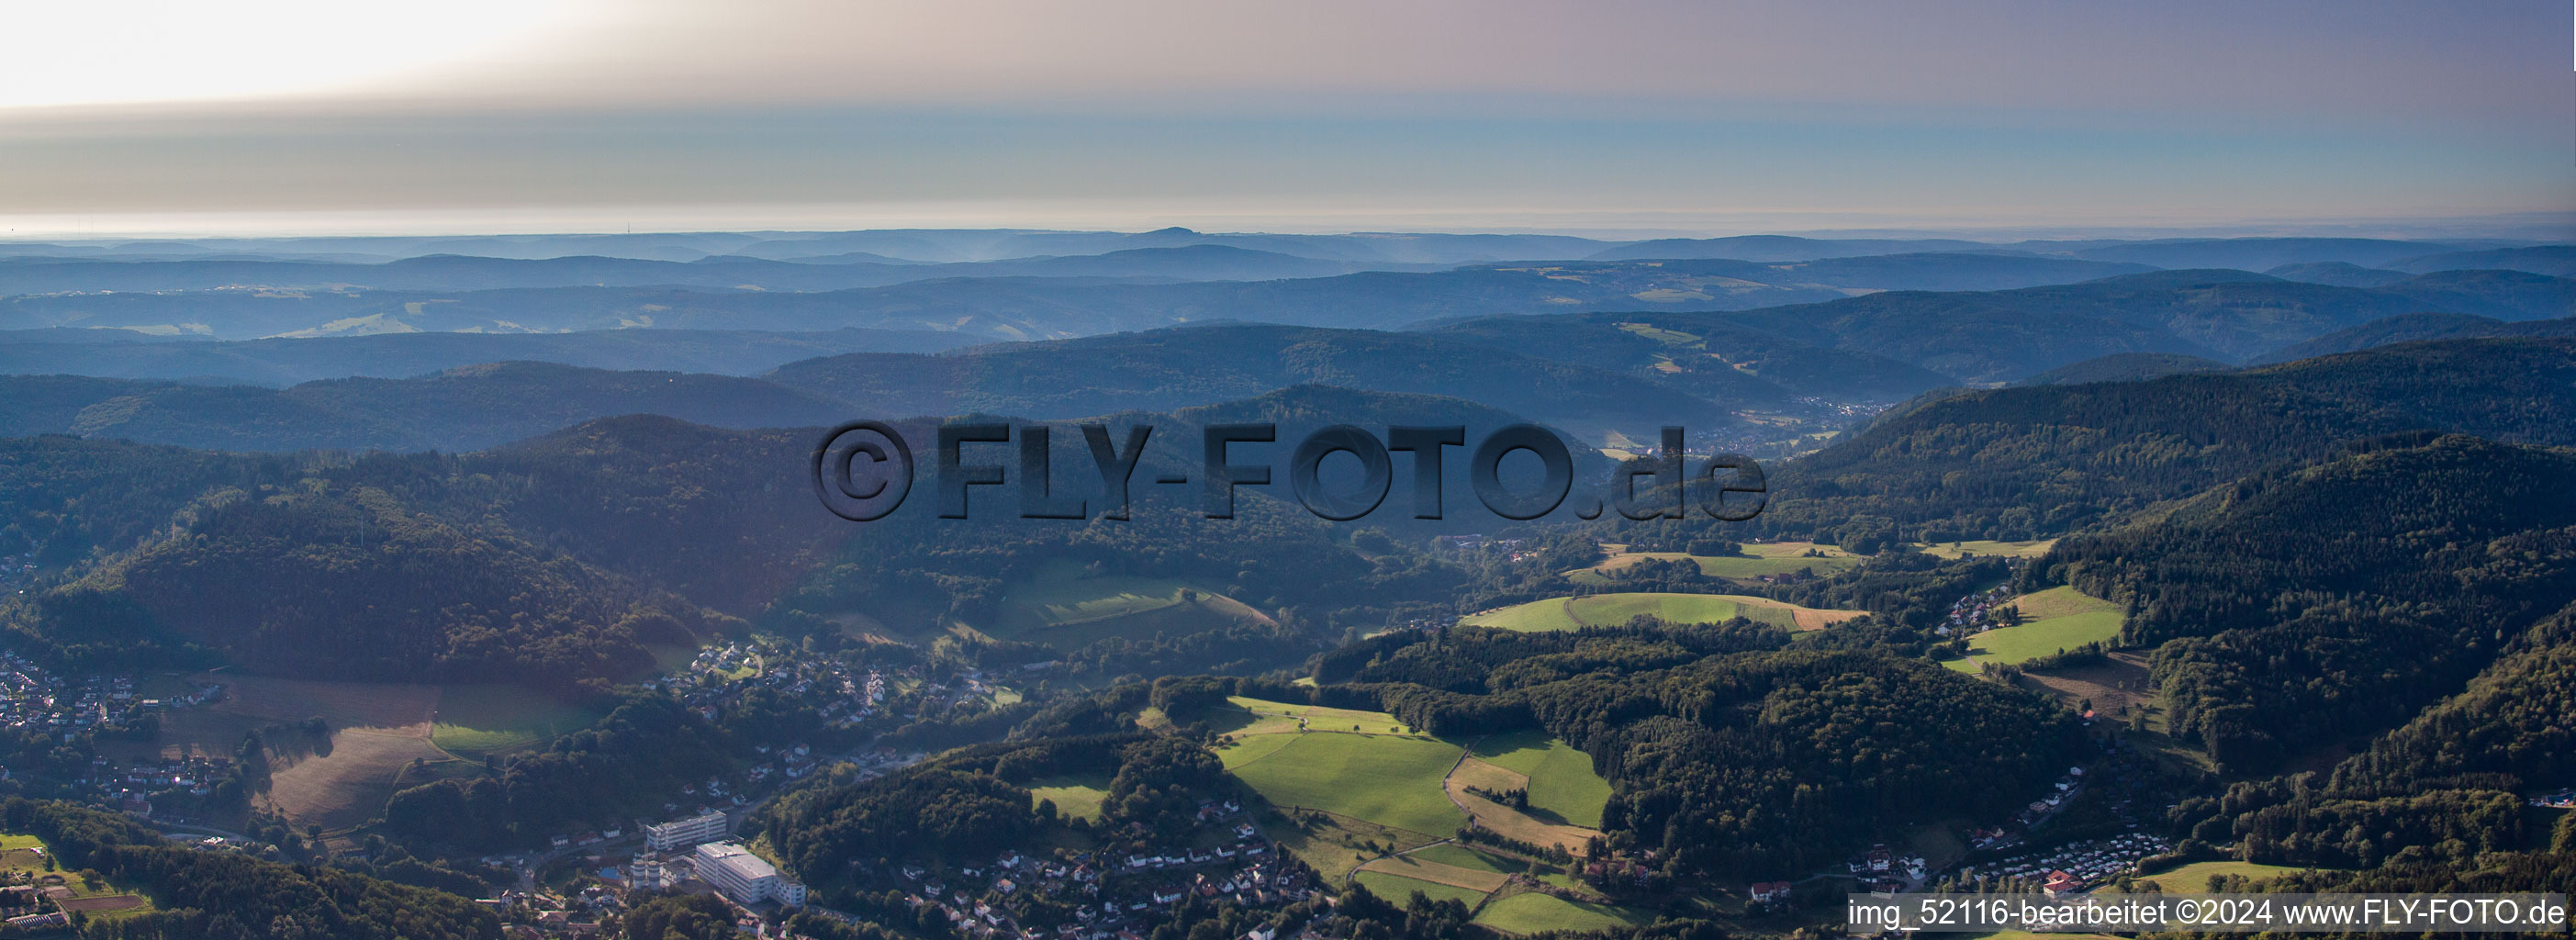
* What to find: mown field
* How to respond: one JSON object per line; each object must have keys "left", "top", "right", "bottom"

{"left": 429, "top": 684, "right": 610, "bottom": 756}
{"left": 1407, "top": 844, "right": 1525, "bottom": 873}
{"left": 1917, "top": 539, "right": 2058, "bottom": 559}
{"left": 1943, "top": 586, "right": 2123, "bottom": 673}
{"left": 2129, "top": 859, "right": 2330, "bottom": 891}
{"left": 166, "top": 673, "right": 625, "bottom": 829}
{"left": 1210, "top": 696, "right": 1429, "bottom": 738}
{"left": 1353, "top": 869, "right": 1487, "bottom": 908}
{"left": 1471, "top": 731, "right": 1610, "bottom": 829}
{"left": 1473, "top": 891, "right": 1653, "bottom": 934}
{"left": 1026, "top": 773, "right": 1113, "bottom": 822}
{"left": 1462, "top": 592, "right": 1859, "bottom": 632}
{"left": 1220, "top": 732, "right": 1467, "bottom": 839}
{"left": 1570, "top": 541, "right": 1863, "bottom": 583}
{"left": 980, "top": 560, "right": 1273, "bottom": 648}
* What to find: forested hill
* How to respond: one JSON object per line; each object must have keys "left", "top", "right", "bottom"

{"left": 2252, "top": 313, "right": 2576, "bottom": 364}
{"left": 1317, "top": 629, "right": 2083, "bottom": 877}
{"left": 0, "top": 324, "right": 974, "bottom": 386}
{"left": 1418, "top": 309, "right": 1954, "bottom": 404}
{"left": 0, "top": 364, "right": 853, "bottom": 453}
{"left": 2013, "top": 352, "right": 2235, "bottom": 386}
{"left": 1714, "top": 270, "right": 2572, "bottom": 383}
{"left": 1750, "top": 337, "right": 2576, "bottom": 543}
{"left": 2035, "top": 435, "right": 2576, "bottom": 771}
{"left": 0, "top": 797, "right": 498, "bottom": 939}
{"left": 763, "top": 322, "right": 1754, "bottom": 436}
{"left": 1, "top": 386, "right": 1541, "bottom": 690}
{"left": 0, "top": 321, "right": 1757, "bottom": 453}
{"left": 0, "top": 417, "right": 845, "bottom": 689}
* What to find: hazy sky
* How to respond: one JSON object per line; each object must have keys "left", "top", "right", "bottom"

{"left": 3, "top": 0, "right": 2570, "bottom": 237}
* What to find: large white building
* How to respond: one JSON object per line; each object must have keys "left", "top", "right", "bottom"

{"left": 645, "top": 811, "right": 728, "bottom": 852}
{"left": 692, "top": 842, "right": 807, "bottom": 906}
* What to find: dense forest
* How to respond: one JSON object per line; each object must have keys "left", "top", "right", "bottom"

{"left": 2, "top": 419, "right": 843, "bottom": 688}
{"left": 0, "top": 797, "right": 498, "bottom": 939}
{"left": 1745, "top": 337, "right": 2576, "bottom": 542}
{"left": 2038, "top": 435, "right": 2576, "bottom": 770}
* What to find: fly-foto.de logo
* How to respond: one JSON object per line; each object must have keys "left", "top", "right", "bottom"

{"left": 812, "top": 420, "right": 1765, "bottom": 524}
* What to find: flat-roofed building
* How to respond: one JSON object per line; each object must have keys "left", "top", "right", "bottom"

{"left": 692, "top": 842, "right": 807, "bottom": 906}
{"left": 645, "top": 811, "right": 727, "bottom": 852}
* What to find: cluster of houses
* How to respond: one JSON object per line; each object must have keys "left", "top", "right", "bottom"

{"left": 1431, "top": 535, "right": 1526, "bottom": 554}
{"left": 1913, "top": 767, "right": 2090, "bottom": 860}
{"left": 1746, "top": 880, "right": 1794, "bottom": 907}
{"left": 1827, "top": 764, "right": 2122, "bottom": 902}
{"left": 0, "top": 653, "right": 220, "bottom": 740}
{"left": 590, "top": 796, "right": 1308, "bottom": 940}
{"left": 1938, "top": 584, "right": 2018, "bottom": 638}
{"left": 899, "top": 823, "right": 1310, "bottom": 940}
{"left": 2529, "top": 789, "right": 2574, "bottom": 809}
{"left": 93, "top": 753, "right": 237, "bottom": 820}
{"left": 1843, "top": 844, "right": 1930, "bottom": 893}
{"left": 475, "top": 886, "right": 625, "bottom": 938}
{"left": 0, "top": 869, "right": 78, "bottom": 932}
{"left": 650, "top": 641, "right": 898, "bottom": 732}
{"left": 1953, "top": 832, "right": 2174, "bottom": 898}
{"left": 0, "top": 554, "right": 35, "bottom": 591}
{"left": 1579, "top": 853, "right": 1658, "bottom": 887}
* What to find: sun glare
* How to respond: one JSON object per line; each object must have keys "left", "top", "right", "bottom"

{"left": 0, "top": 0, "right": 599, "bottom": 110}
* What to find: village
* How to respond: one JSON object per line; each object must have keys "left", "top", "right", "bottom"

{"left": 0, "top": 651, "right": 222, "bottom": 741}
{"left": 0, "top": 554, "right": 35, "bottom": 594}
{"left": 1778, "top": 733, "right": 2190, "bottom": 913}
{"left": 1937, "top": 583, "right": 2018, "bottom": 639}
{"left": 460, "top": 791, "right": 1312, "bottom": 940}
{"left": 879, "top": 811, "right": 1315, "bottom": 940}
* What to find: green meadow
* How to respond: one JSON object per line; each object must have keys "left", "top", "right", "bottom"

{"left": 1943, "top": 586, "right": 2122, "bottom": 673}
{"left": 1917, "top": 539, "right": 2058, "bottom": 560}
{"left": 430, "top": 684, "right": 611, "bottom": 756}
{"left": 981, "top": 560, "right": 1271, "bottom": 648}
{"left": 1472, "top": 730, "right": 1610, "bottom": 828}
{"left": 1473, "top": 892, "right": 1653, "bottom": 934}
{"left": 1354, "top": 870, "right": 1488, "bottom": 908}
{"left": 1026, "top": 772, "right": 1114, "bottom": 822}
{"left": 1569, "top": 542, "right": 1864, "bottom": 585}
{"left": 1221, "top": 733, "right": 1468, "bottom": 838}
{"left": 1462, "top": 592, "right": 1802, "bottom": 631}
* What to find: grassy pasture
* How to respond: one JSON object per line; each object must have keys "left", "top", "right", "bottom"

{"left": 1614, "top": 322, "right": 1701, "bottom": 344}
{"left": 1360, "top": 854, "right": 1511, "bottom": 893}
{"left": 1473, "top": 892, "right": 1653, "bottom": 934}
{"left": 165, "top": 674, "right": 445, "bottom": 830}
{"left": 2129, "top": 859, "right": 2329, "bottom": 891}
{"left": 263, "top": 730, "right": 449, "bottom": 831}
{"left": 1918, "top": 539, "right": 2058, "bottom": 560}
{"left": 1944, "top": 586, "right": 2122, "bottom": 672}
{"left": 982, "top": 562, "right": 1273, "bottom": 649}
{"left": 200, "top": 673, "right": 438, "bottom": 732}
{"left": 1407, "top": 844, "right": 1525, "bottom": 874}
{"left": 1353, "top": 870, "right": 1489, "bottom": 908}
{"left": 1258, "top": 805, "right": 1432, "bottom": 882}
{"left": 1221, "top": 733, "right": 1467, "bottom": 839}
{"left": 1569, "top": 543, "right": 1863, "bottom": 585}
{"left": 1472, "top": 731, "right": 1610, "bottom": 829}
{"left": 1210, "top": 696, "right": 1427, "bottom": 738}
{"left": 1026, "top": 773, "right": 1113, "bottom": 822}
{"left": 1463, "top": 592, "right": 1853, "bottom": 632}
{"left": 1448, "top": 760, "right": 1602, "bottom": 854}
{"left": 429, "top": 684, "right": 609, "bottom": 757}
